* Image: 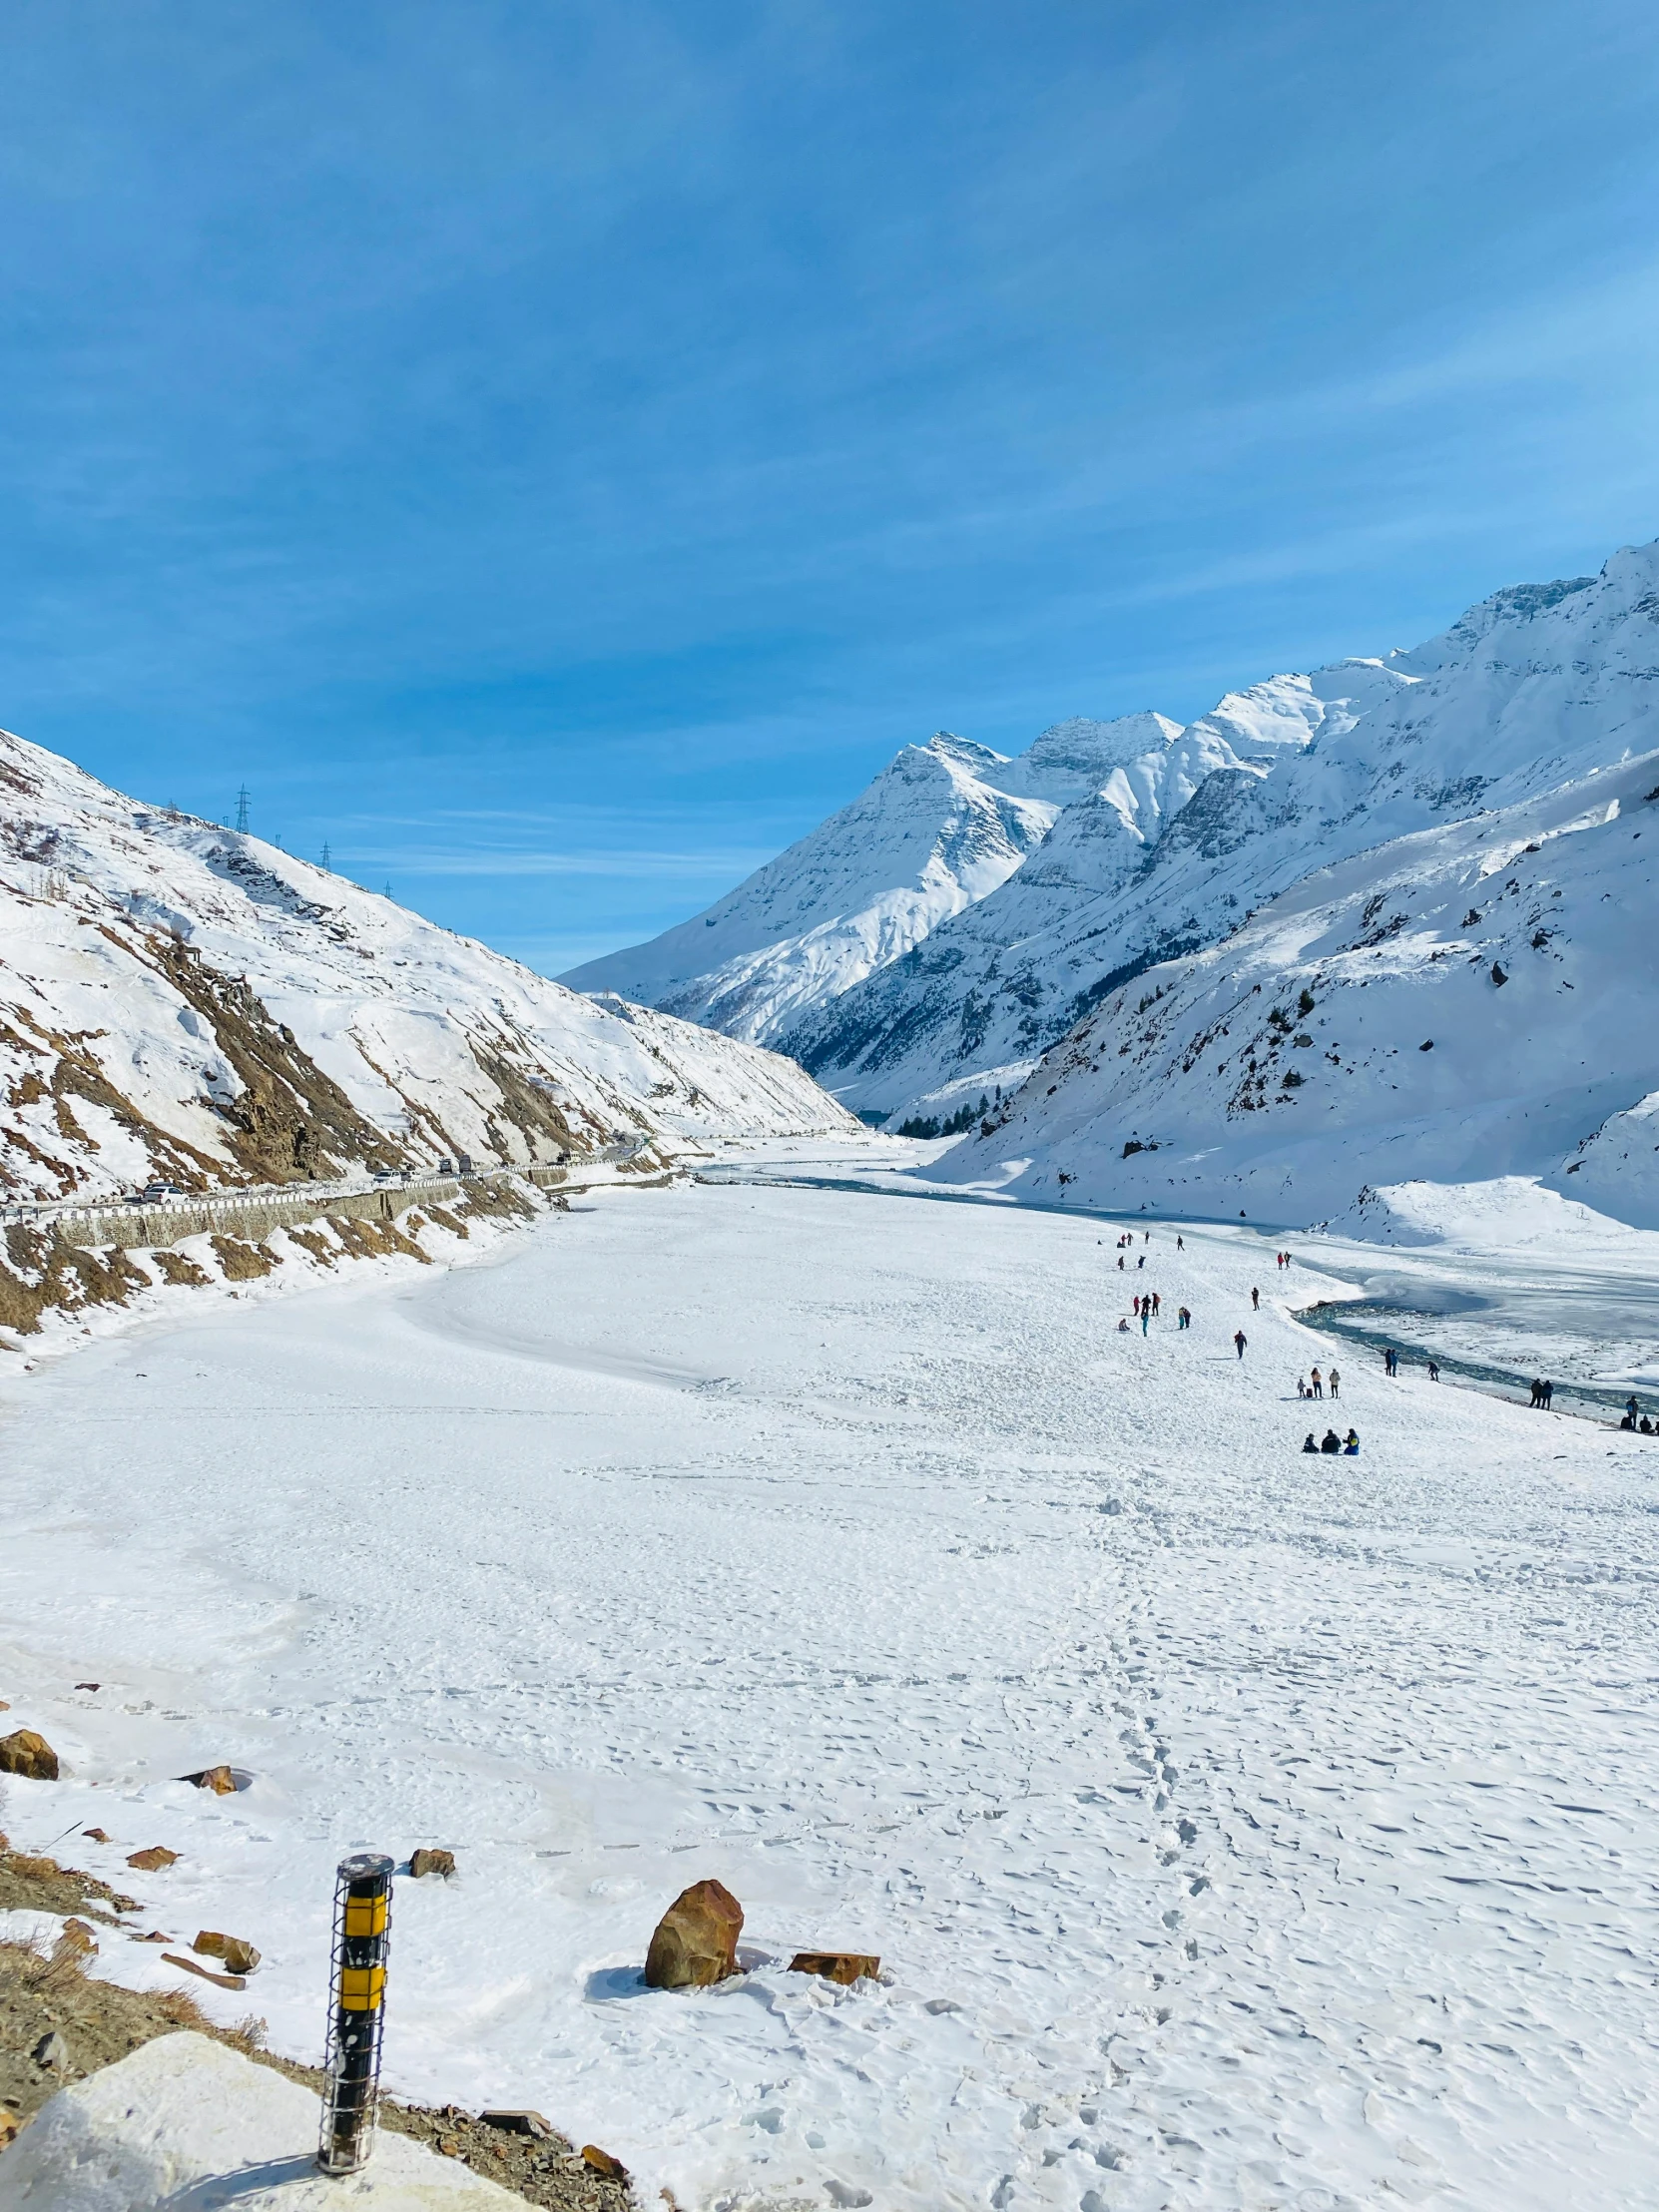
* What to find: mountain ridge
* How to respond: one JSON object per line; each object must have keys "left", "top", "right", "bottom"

{"left": 565, "top": 539, "right": 1659, "bottom": 1149}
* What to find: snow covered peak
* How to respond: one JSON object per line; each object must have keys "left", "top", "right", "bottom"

{"left": 564, "top": 727, "right": 1057, "bottom": 1041}
{"left": 998, "top": 713, "right": 1183, "bottom": 803}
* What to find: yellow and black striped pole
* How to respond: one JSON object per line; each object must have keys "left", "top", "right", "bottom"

{"left": 317, "top": 1853, "right": 394, "bottom": 2174}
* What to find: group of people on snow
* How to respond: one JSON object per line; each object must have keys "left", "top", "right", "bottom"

{"left": 1304, "top": 1428, "right": 1360, "bottom": 1455}
{"left": 1297, "top": 1365, "right": 1339, "bottom": 1398}
{"left": 1619, "top": 1394, "right": 1654, "bottom": 1433}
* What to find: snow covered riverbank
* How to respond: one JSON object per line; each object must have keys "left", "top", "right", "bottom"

{"left": 2, "top": 1174, "right": 1656, "bottom": 2210}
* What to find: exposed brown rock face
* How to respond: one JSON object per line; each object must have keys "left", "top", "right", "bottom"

{"left": 0, "top": 1228, "right": 153, "bottom": 1337}
{"left": 409, "top": 1848, "right": 456, "bottom": 1880}
{"left": 151, "top": 935, "right": 409, "bottom": 1185}
{"left": 0, "top": 1730, "right": 59, "bottom": 1781}
{"left": 153, "top": 1251, "right": 212, "bottom": 1287}
{"left": 209, "top": 1237, "right": 278, "bottom": 1282}
{"left": 788, "top": 1950, "right": 880, "bottom": 1985}
{"left": 643, "top": 1878, "right": 743, "bottom": 1989}
{"left": 125, "top": 1847, "right": 179, "bottom": 1872}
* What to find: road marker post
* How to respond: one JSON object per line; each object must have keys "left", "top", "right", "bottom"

{"left": 317, "top": 1853, "right": 394, "bottom": 2174}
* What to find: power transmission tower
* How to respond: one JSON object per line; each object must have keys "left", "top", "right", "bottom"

{"left": 321, "top": 841, "right": 331, "bottom": 870}
{"left": 236, "top": 785, "right": 251, "bottom": 833}
{"left": 383, "top": 881, "right": 392, "bottom": 899}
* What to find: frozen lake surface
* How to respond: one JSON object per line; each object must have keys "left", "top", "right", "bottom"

{"left": 2, "top": 1167, "right": 1657, "bottom": 2210}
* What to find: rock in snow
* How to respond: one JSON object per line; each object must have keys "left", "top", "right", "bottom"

{"left": 788, "top": 1950, "right": 881, "bottom": 1985}
{"left": 643, "top": 1878, "right": 744, "bottom": 1988}
{"left": 0, "top": 1730, "right": 58, "bottom": 1781}
{"left": 568, "top": 540, "right": 1659, "bottom": 1189}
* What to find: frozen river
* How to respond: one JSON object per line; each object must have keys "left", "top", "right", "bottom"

{"left": 1, "top": 1173, "right": 1656, "bottom": 2210}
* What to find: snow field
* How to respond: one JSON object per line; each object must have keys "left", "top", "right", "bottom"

{"left": 0, "top": 1181, "right": 1656, "bottom": 2210}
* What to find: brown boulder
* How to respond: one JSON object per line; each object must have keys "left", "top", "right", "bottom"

{"left": 581, "top": 2146, "right": 628, "bottom": 2179}
{"left": 0, "top": 1729, "right": 59, "bottom": 1781}
{"left": 643, "top": 1878, "right": 743, "bottom": 1989}
{"left": 409, "top": 1848, "right": 456, "bottom": 1880}
{"left": 126, "top": 1846, "right": 180, "bottom": 1872}
{"left": 179, "top": 1765, "right": 240, "bottom": 1794}
{"left": 195, "top": 1930, "right": 261, "bottom": 1974}
{"left": 789, "top": 1950, "right": 880, "bottom": 1985}
{"left": 82, "top": 1828, "right": 112, "bottom": 1844}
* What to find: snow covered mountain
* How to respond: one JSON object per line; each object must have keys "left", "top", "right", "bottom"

{"left": 562, "top": 732, "right": 1061, "bottom": 1041}
{"left": 793, "top": 551, "right": 1659, "bottom": 1119}
{"left": 0, "top": 728, "right": 854, "bottom": 1211}
{"left": 568, "top": 542, "right": 1659, "bottom": 1140}
{"left": 938, "top": 745, "right": 1659, "bottom": 1228}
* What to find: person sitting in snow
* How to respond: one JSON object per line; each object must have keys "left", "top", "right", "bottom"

{"left": 1320, "top": 1429, "right": 1342, "bottom": 1453}
{"left": 1343, "top": 1429, "right": 1360, "bottom": 1454}
{"left": 1303, "top": 1432, "right": 1319, "bottom": 1453}
{"left": 1117, "top": 1317, "right": 1130, "bottom": 1333}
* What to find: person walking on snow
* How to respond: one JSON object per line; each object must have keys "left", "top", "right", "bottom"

{"left": 1141, "top": 1305, "right": 1150, "bottom": 1335}
{"left": 1151, "top": 1292, "right": 1161, "bottom": 1315}
{"left": 1251, "top": 1286, "right": 1261, "bottom": 1310}
{"left": 1426, "top": 1361, "right": 1438, "bottom": 1382}
{"left": 1541, "top": 1380, "right": 1554, "bottom": 1409}
{"left": 1177, "top": 1235, "right": 1184, "bottom": 1250}
{"left": 1234, "top": 1330, "right": 1248, "bottom": 1360}
{"left": 1382, "top": 1347, "right": 1398, "bottom": 1378}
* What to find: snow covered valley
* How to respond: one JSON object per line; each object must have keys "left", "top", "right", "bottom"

{"left": 2, "top": 1171, "right": 1657, "bottom": 2212}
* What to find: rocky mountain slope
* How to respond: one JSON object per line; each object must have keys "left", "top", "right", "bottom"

{"left": 561, "top": 719, "right": 1186, "bottom": 1047}
{"left": 569, "top": 541, "right": 1659, "bottom": 1136}
{"left": 563, "top": 732, "right": 1061, "bottom": 1041}
{"left": 0, "top": 728, "right": 854, "bottom": 1215}
{"left": 937, "top": 745, "right": 1659, "bottom": 1228}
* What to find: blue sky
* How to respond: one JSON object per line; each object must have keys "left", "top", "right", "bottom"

{"left": 2, "top": 1, "right": 1658, "bottom": 971}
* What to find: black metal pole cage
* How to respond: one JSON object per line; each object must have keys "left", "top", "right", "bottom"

{"left": 317, "top": 1852, "right": 394, "bottom": 2175}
